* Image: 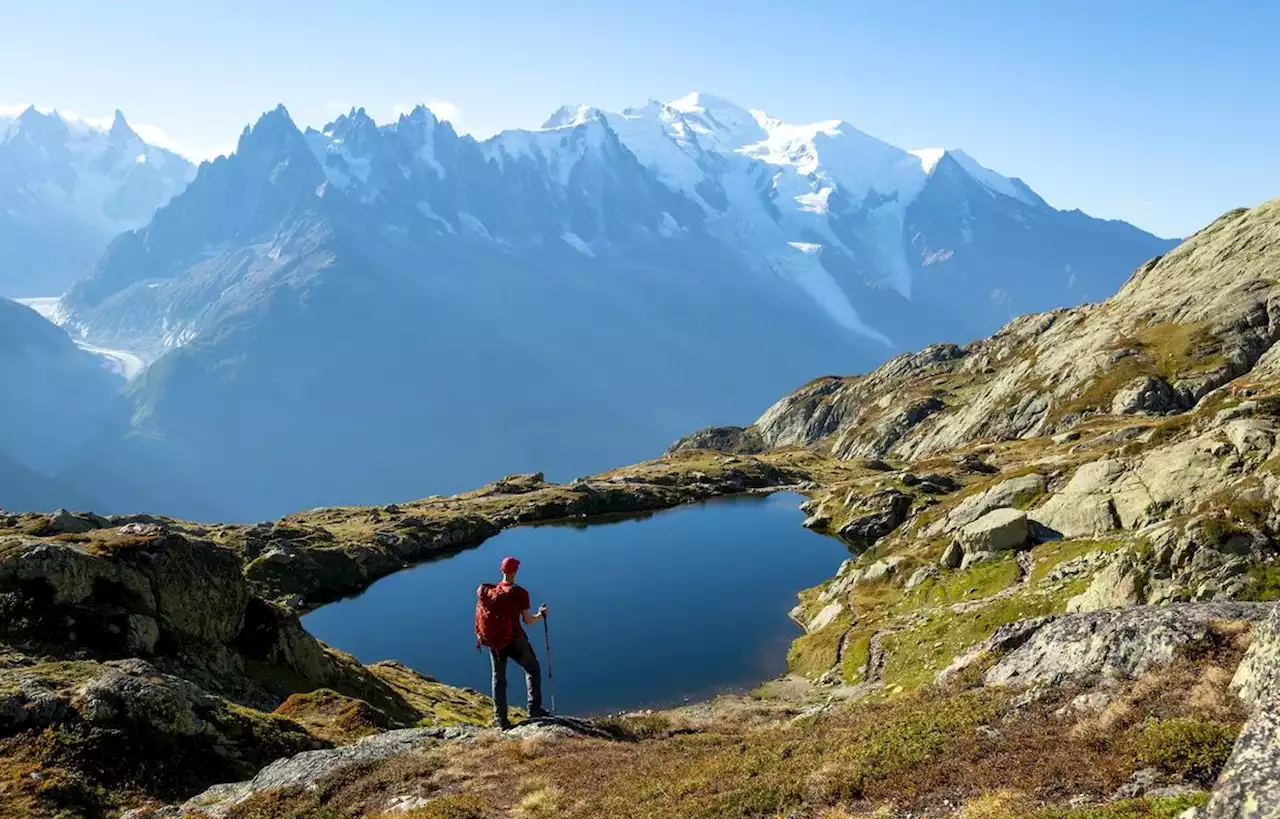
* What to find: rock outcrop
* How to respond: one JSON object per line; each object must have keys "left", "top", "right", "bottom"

{"left": 689, "top": 198, "right": 1280, "bottom": 467}
{"left": 0, "top": 522, "right": 493, "bottom": 814}
{"left": 945, "top": 603, "right": 1272, "bottom": 688}
{"left": 1201, "top": 605, "right": 1280, "bottom": 819}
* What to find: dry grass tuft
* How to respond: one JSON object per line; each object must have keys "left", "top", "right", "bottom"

{"left": 516, "top": 779, "right": 564, "bottom": 817}
{"left": 960, "top": 789, "right": 1036, "bottom": 819}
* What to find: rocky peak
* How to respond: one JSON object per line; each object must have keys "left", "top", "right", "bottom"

{"left": 107, "top": 108, "right": 139, "bottom": 145}
{"left": 12, "top": 104, "right": 69, "bottom": 141}
{"left": 235, "top": 104, "right": 308, "bottom": 162}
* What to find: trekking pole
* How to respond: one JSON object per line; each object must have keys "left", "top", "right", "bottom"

{"left": 543, "top": 614, "right": 557, "bottom": 715}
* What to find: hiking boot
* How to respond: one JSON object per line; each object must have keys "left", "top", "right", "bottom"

{"left": 527, "top": 708, "right": 552, "bottom": 719}
{"left": 491, "top": 718, "right": 513, "bottom": 731}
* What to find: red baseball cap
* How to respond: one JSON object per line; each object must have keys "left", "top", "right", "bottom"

{"left": 500, "top": 556, "right": 521, "bottom": 574}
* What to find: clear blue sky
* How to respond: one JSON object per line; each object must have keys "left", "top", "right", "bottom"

{"left": 0, "top": 0, "right": 1274, "bottom": 237}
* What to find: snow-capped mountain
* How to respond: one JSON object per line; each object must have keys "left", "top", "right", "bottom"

{"left": 0, "top": 107, "right": 195, "bottom": 296}
{"left": 52, "top": 95, "right": 1174, "bottom": 520}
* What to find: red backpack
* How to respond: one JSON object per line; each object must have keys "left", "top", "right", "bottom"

{"left": 475, "top": 583, "right": 518, "bottom": 650}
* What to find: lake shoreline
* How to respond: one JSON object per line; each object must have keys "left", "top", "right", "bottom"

{"left": 302, "top": 490, "right": 848, "bottom": 716}
{"left": 216, "top": 452, "right": 819, "bottom": 612}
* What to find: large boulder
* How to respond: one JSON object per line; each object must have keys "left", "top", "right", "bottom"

{"left": 76, "top": 659, "right": 223, "bottom": 737}
{"left": 980, "top": 603, "right": 1271, "bottom": 688}
{"left": 958, "top": 508, "right": 1030, "bottom": 552}
{"left": 1110, "top": 375, "right": 1180, "bottom": 415}
{"left": 48, "top": 508, "right": 110, "bottom": 534}
{"left": 940, "top": 540, "right": 965, "bottom": 569}
{"left": 939, "top": 473, "right": 1046, "bottom": 533}
{"left": 1030, "top": 459, "right": 1124, "bottom": 538}
{"left": 836, "top": 489, "right": 912, "bottom": 549}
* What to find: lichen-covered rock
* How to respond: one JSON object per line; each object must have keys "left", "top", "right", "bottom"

{"left": 48, "top": 508, "right": 110, "bottom": 534}
{"left": 835, "top": 489, "right": 912, "bottom": 549}
{"left": 1067, "top": 552, "right": 1147, "bottom": 612}
{"left": 940, "top": 540, "right": 964, "bottom": 569}
{"left": 0, "top": 534, "right": 246, "bottom": 652}
{"left": 905, "top": 565, "right": 939, "bottom": 590}
{"left": 806, "top": 602, "right": 845, "bottom": 632}
{"left": 942, "top": 473, "right": 1046, "bottom": 533}
{"left": 960, "top": 549, "right": 997, "bottom": 570}
{"left": 981, "top": 603, "right": 1271, "bottom": 688}
{"left": 959, "top": 507, "right": 1030, "bottom": 552}
{"left": 508, "top": 715, "right": 614, "bottom": 741}
{"left": 818, "top": 556, "right": 906, "bottom": 605}
{"left": 1200, "top": 605, "right": 1280, "bottom": 819}
{"left": 146, "top": 726, "right": 483, "bottom": 817}
{"left": 1030, "top": 460, "right": 1124, "bottom": 538}
{"left": 1231, "top": 605, "right": 1280, "bottom": 708}
{"left": 860, "top": 556, "right": 906, "bottom": 584}
{"left": 76, "top": 659, "right": 221, "bottom": 737}
{"left": 1066, "top": 523, "right": 1270, "bottom": 613}
{"left": 1111, "top": 375, "right": 1180, "bottom": 415}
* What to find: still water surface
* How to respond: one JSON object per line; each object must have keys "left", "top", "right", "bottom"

{"left": 303, "top": 493, "right": 847, "bottom": 715}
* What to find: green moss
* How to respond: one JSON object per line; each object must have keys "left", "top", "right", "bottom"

{"left": 786, "top": 614, "right": 852, "bottom": 678}
{"left": 1241, "top": 562, "right": 1280, "bottom": 601}
{"left": 1133, "top": 718, "right": 1238, "bottom": 786}
{"left": 1030, "top": 793, "right": 1208, "bottom": 819}
{"left": 21, "top": 660, "right": 103, "bottom": 691}
{"left": 906, "top": 553, "right": 1022, "bottom": 608}
{"left": 842, "top": 633, "right": 872, "bottom": 683}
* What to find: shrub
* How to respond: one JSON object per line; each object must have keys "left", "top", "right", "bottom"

{"left": 1133, "top": 718, "right": 1237, "bottom": 785}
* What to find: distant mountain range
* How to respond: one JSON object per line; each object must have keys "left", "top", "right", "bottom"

{"left": 0, "top": 107, "right": 194, "bottom": 297}
{"left": 4, "top": 94, "right": 1176, "bottom": 519}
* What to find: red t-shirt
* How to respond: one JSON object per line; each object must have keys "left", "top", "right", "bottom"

{"left": 498, "top": 582, "right": 531, "bottom": 637}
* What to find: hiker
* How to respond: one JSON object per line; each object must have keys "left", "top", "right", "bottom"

{"left": 475, "top": 556, "right": 549, "bottom": 729}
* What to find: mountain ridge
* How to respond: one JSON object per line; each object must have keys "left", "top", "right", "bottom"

{"left": 0, "top": 106, "right": 195, "bottom": 296}
{"left": 62, "top": 94, "right": 1176, "bottom": 352}
{"left": 38, "top": 95, "right": 1176, "bottom": 520}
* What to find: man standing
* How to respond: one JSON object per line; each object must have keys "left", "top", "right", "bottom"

{"left": 476, "top": 556, "right": 549, "bottom": 729}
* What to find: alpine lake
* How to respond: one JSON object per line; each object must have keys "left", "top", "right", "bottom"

{"left": 303, "top": 492, "right": 847, "bottom": 715}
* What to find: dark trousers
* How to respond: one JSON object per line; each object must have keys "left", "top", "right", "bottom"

{"left": 490, "top": 630, "right": 542, "bottom": 722}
